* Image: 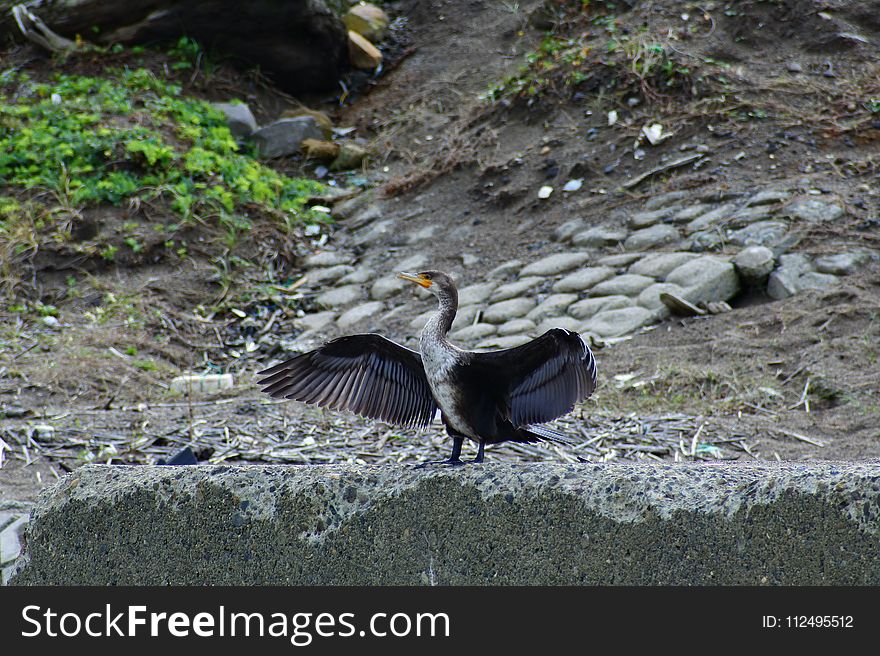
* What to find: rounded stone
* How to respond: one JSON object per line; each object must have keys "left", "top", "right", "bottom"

{"left": 458, "top": 282, "right": 498, "bottom": 306}
{"left": 733, "top": 246, "right": 775, "bottom": 285}
{"left": 475, "top": 334, "right": 533, "bottom": 350}
{"left": 571, "top": 227, "right": 628, "bottom": 248}
{"left": 589, "top": 274, "right": 655, "bottom": 297}
{"left": 580, "top": 307, "right": 655, "bottom": 338}
{"left": 497, "top": 318, "right": 537, "bottom": 336}
{"left": 624, "top": 224, "right": 681, "bottom": 250}
{"left": 666, "top": 256, "right": 740, "bottom": 306}
{"left": 336, "top": 301, "right": 386, "bottom": 329}
{"left": 316, "top": 285, "right": 363, "bottom": 308}
{"left": 295, "top": 311, "right": 337, "bottom": 332}
{"left": 304, "top": 251, "right": 351, "bottom": 268}
{"left": 449, "top": 323, "right": 497, "bottom": 341}
{"left": 534, "top": 316, "right": 583, "bottom": 334}
{"left": 686, "top": 203, "right": 737, "bottom": 232}
{"left": 637, "top": 282, "right": 687, "bottom": 311}
{"left": 628, "top": 208, "right": 676, "bottom": 229}
{"left": 728, "top": 221, "right": 789, "bottom": 247}
{"left": 568, "top": 295, "right": 632, "bottom": 320}
{"left": 786, "top": 198, "right": 844, "bottom": 223}
{"left": 814, "top": 253, "right": 870, "bottom": 276}
{"left": 306, "top": 265, "right": 355, "bottom": 285}
{"left": 552, "top": 267, "right": 615, "bottom": 293}
{"left": 628, "top": 252, "right": 698, "bottom": 279}
{"left": 370, "top": 275, "right": 407, "bottom": 300}
{"left": 490, "top": 277, "right": 544, "bottom": 302}
{"left": 526, "top": 293, "right": 578, "bottom": 322}
{"left": 482, "top": 298, "right": 537, "bottom": 324}
{"left": 520, "top": 252, "right": 591, "bottom": 277}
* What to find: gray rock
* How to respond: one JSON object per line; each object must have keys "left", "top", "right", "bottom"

{"left": 497, "top": 318, "right": 537, "bottom": 336}
{"left": 571, "top": 226, "right": 628, "bottom": 248}
{"left": 815, "top": 253, "right": 870, "bottom": 276}
{"left": 628, "top": 252, "right": 698, "bottom": 279}
{"left": 526, "top": 294, "right": 578, "bottom": 322}
{"left": 488, "top": 260, "right": 523, "bottom": 279}
{"left": 729, "top": 206, "right": 774, "bottom": 226}
{"left": 747, "top": 190, "right": 791, "bottom": 206}
{"left": 686, "top": 203, "right": 737, "bottom": 232}
{"left": 644, "top": 190, "right": 688, "bottom": 210}
{"left": 406, "top": 224, "right": 440, "bottom": 244}
{"left": 458, "top": 282, "right": 498, "bottom": 306}
{"left": 394, "top": 253, "right": 429, "bottom": 271}
{"left": 671, "top": 204, "right": 712, "bottom": 223}
{"left": 252, "top": 117, "right": 324, "bottom": 158}
{"left": 595, "top": 253, "right": 642, "bottom": 268}
{"left": 568, "top": 295, "right": 632, "bottom": 320}
{"left": 482, "top": 298, "right": 537, "bottom": 324}
{"left": 624, "top": 224, "right": 681, "bottom": 250}
{"left": 475, "top": 335, "right": 533, "bottom": 350}
{"left": 534, "top": 316, "right": 583, "bottom": 334}
{"left": 798, "top": 271, "right": 840, "bottom": 292}
{"left": 408, "top": 309, "right": 435, "bottom": 331}
{"left": 295, "top": 310, "right": 337, "bottom": 332}
{"left": 786, "top": 198, "right": 845, "bottom": 223}
{"left": 353, "top": 218, "right": 396, "bottom": 247}
{"left": 338, "top": 267, "right": 374, "bottom": 285}
{"left": 304, "top": 251, "right": 351, "bottom": 267}
{"left": 451, "top": 305, "right": 480, "bottom": 332}
{"left": 728, "top": 221, "right": 790, "bottom": 247}
{"left": 733, "top": 246, "right": 775, "bottom": 285}
{"left": 637, "top": 282, "right": 687, "bottom": 312}
{"left": 449, "top": 323, "right": 497, "bottom": 341}
{"left": 581, "top": 306, "right": 655, "bottom": 337}
{"left": 212, "top": 102, "right": 257, "bottom": 139}
{"left": 307, "top": 264, "right": 355, "bottom": 285}
{"left": 689, "top": 230, "right": 725, "bottom": 252}
{"left": 371, "top": 275, "right": 407, "bottom": 300}
{"left": 347, "top": 204, "right": 383, "bottom": 229}
{"left": 629, "top": 207, "right": 677, "bottom": 229}
{"left": 552, "top": 267, "right": 615, "bottom": 293}
{"left": 520, "top": 252, "right": 591, "bottom": 277}
{"left": 767, "top": 252, "right": 815, "bottom": 299}
{"left": 490, "top": 277, "right": 544, "bottom": 302}
{"left": 552, "top": 218, "right": 587, "bottom": 242}
{"left": 336, "top": 301, "right": 386, "bottom": 329}
{"left": 666, "top": 256, "right": 740, "bottom": 306}
{"left": 589, "top": 274, "right": 655, "bottom": 297}
{"left": 316, "top": 284, "right": 363, "bottom": 308}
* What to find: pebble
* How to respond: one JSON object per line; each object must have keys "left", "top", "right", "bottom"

{"left": 407, "top": 224, "right": 440, "bottom": 244}
{"left": 628, "top": 207, "right": 676, "bottom": 229}
{"left": 552, "top": 267, "right": 615, "bottom": 293}
{"left": 520, "top": 252, "right": 591, "bottom": 276}
{"left": 595, "top": 253, "right": 642, "bottom": 267}
{"left": 336, "top": 301, "right": 386, "bottom": 329}
{"left": 624, "top": 224, "right": 681, "bottom": 250}
{"left": 689, "top": 230, "right": 725, "bottom": 252}
{"left": 316, "top": 284, "right": 364, "bottom": 308}
{"left": 488, "top": 259, "right": 523, "bottom": 279}
{"left": 747, "top": 190, "right": 791, "bottom": 206}
{"left": 353, "top": 218, "right": 397, "bottom": 247}
{"left": 644, "top": 190, "right": 689, "bottom": 210}
{"left": 458, "top": 282, "right": 498, "bottom": 306}
{"left": 814, "top": 252, "right": 869, "bottom": 275}
{"left": 728, "top": 206, "right": 774, "bottom": 226}
{"left": 394, "top": 252, "right": 429, "bottom": 271}
{"left": 307, "top": 264, "right": 355, "bottom": 285}
{"left": 482, "top": 298, "right": 537, "bottom": 323}
{"left": 338, "top": 267, "right": 374, "bottom": 285}
{"left": 686, "top": 203, "right": 737, "bottom": 232}
{"left": 786, "top": 198, "right": 844, "bottom": 223}
{"left": 451, "top": 305, "right": 480, "bottom": 331}
{"left": 733, "top": 246, "right": 775, "bottom": 284}
{"left": 728, "top": 221, "right": 789, "bottom": 247}
{"left": 666, "top": 256, "right": 740, "bottom": 306}
{"left": 252, "top": 117, "right": 324, "bottom": 158}
{"left": 552, "top": 218, "right": 587, "bottom": 242}
{"left": 304, "top": 251, "right": 351, "bottom": 268}
{"left": 526, "top": 293, "right": 578, "bottom": 322}
{"left": 371, "top": 275, "right": 408, "bottom": 300}
{"left": 450, "top": 322, "right": 498, "bottom": 341}
{"left": 568, "top": 295, "right": 632, "bottom": 320}
{"left": 628, "top": 252, "right": 698, "bottom": 279}
{"left": 637, "top": 282, "right": 687, "bottom": 311}
{"left": 296, "top": 311, "right": 337, "bottom": 332}
{"left": 497, "top": 318, "right": 538, "bottom": 336}
{"left": 211, "top": 102, "right": 257, "bottom": 139}
{"left": 490, "top": 277, "right": 544, "bottom": 302}
{"left": 571, "top": 226, "right": 628, "bottom": 248}
{"left": 670, "top": 204, "right": 712, "bottom": 222}
{"left": 580, "top": 307, "right": 655, "bottom": 338}
{"left": 589, "top": 274, "right": 655, "bottom": 297}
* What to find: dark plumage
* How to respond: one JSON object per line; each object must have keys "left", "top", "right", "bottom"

{"left": 258, "top": 270, "right": 598, "bottom": 464}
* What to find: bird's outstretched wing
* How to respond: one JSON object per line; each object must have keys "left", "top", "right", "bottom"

{"left": 469, "top": 328, "right": 597, "bottom": 426}
{"left": 257, "top": 334, "right": 438, "bottom": 428}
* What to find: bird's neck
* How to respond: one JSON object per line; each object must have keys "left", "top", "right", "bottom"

{"left": 425, "top": 289, "right": 458, "bottom": 340}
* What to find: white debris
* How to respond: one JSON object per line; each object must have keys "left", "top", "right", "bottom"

{"left": 538, "top": 185, "right": 554, "bottom": 199}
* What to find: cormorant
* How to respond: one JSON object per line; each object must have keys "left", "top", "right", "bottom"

{"left": 257, "top": 270, "right": 597, "bottom": 464}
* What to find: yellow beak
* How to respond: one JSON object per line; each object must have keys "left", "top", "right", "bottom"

{"left": 398, "top": 271, "right": 432, "bottom": 288}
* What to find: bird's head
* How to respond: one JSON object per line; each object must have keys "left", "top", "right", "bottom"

{"left": 398, "top": 270, "right": 456, "bottom": 300}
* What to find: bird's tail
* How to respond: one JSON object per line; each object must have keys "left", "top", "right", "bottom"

{"left": 517, "top": 424, "right": 577, "bottom": 446}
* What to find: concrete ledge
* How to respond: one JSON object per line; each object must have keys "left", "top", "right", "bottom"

{"left": 10, "top": 461, "right": 880, "bottom": 585}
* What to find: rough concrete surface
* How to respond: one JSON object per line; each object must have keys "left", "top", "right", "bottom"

{"left": 9, "top": 461, "right": 880, "bottom": 585}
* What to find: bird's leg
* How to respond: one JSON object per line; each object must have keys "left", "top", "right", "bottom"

{"left": 415, "top": 434, "right": 465, "bottom": 468}
{"left": 471, "top": 440, "right": 485, "bottom": 464}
